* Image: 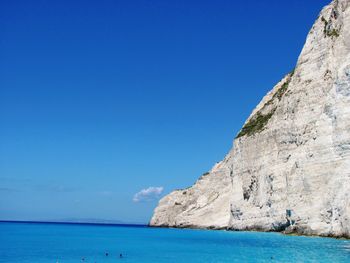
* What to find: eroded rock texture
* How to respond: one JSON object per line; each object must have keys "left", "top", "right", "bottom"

{"left": 150, "top": 0, "right": 350, "bottom": 238}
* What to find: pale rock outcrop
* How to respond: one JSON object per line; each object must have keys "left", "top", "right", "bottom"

{"left": 150, "top": 0, "right": 350, "bottom": 238}
{"left": 150, "top": 160, "right": 233, "bottom": 229}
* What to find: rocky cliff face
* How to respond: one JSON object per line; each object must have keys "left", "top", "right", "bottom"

{"left": 150, "top": 0, "right": 350, "bottom": 238}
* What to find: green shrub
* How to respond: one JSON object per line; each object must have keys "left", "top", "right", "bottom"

{"left": 273, "top": 80, "right": 289, "bottom": 101}
{"left": 235, "top": 70, "right": 294, "bottom": 139}
{"left": 321, "top": 16, "right": 339, "bottom": 38}
{"left": 327, "top": 29, "right": 339, "bottom": 37}
{"left": 236, "top": 108, "right": 276, "bottom": 138}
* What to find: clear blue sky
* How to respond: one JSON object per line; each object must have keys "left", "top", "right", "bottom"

{"left": 0, "top": 0, "right": 330, "bottom": 223}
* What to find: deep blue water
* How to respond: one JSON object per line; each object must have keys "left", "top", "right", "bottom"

{"left": 1, "top": 222, "right": 350, "bottom": 262}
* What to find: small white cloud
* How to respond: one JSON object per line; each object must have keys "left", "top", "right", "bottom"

{"left": 133, "top": 186, "right": 164, "bottom": 202}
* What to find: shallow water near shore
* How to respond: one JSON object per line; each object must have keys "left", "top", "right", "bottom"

{"left": 1, "top": 221, "right": 350, "bottom": 263}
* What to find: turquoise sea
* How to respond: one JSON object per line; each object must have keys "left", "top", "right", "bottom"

{"left": 1, "top": 221, "right": 350, "bottom": 263}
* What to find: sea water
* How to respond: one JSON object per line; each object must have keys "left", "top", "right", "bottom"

{"left": 0, "top": 222, "right": 350, "bottom": 263}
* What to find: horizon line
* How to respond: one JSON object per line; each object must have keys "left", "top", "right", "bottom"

{"left": 0, "top": 219, "right": 148, "bottom": 227}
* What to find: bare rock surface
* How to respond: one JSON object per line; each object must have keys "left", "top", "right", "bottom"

{"left": 150, "top": 0, "right": 350, "bottom": 238}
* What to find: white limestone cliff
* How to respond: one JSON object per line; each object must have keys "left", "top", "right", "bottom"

{"left": 150, "top": 0, "right": 350, "bottom": 238}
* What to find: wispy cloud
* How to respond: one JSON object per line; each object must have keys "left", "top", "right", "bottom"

{"left": 0, "top": 179, "right": 78, "bottom": 194}
{"left": 34, "top": 184, "right": 77, "bottom": 193}
{"left": 0, "top": 187, "right": 19, "bottom": 193}
{"left": 0, "top": 176, "right": 32, "bottom": 183}
{"left": 133, "top": 186, "right": 164, "bottom": 202}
